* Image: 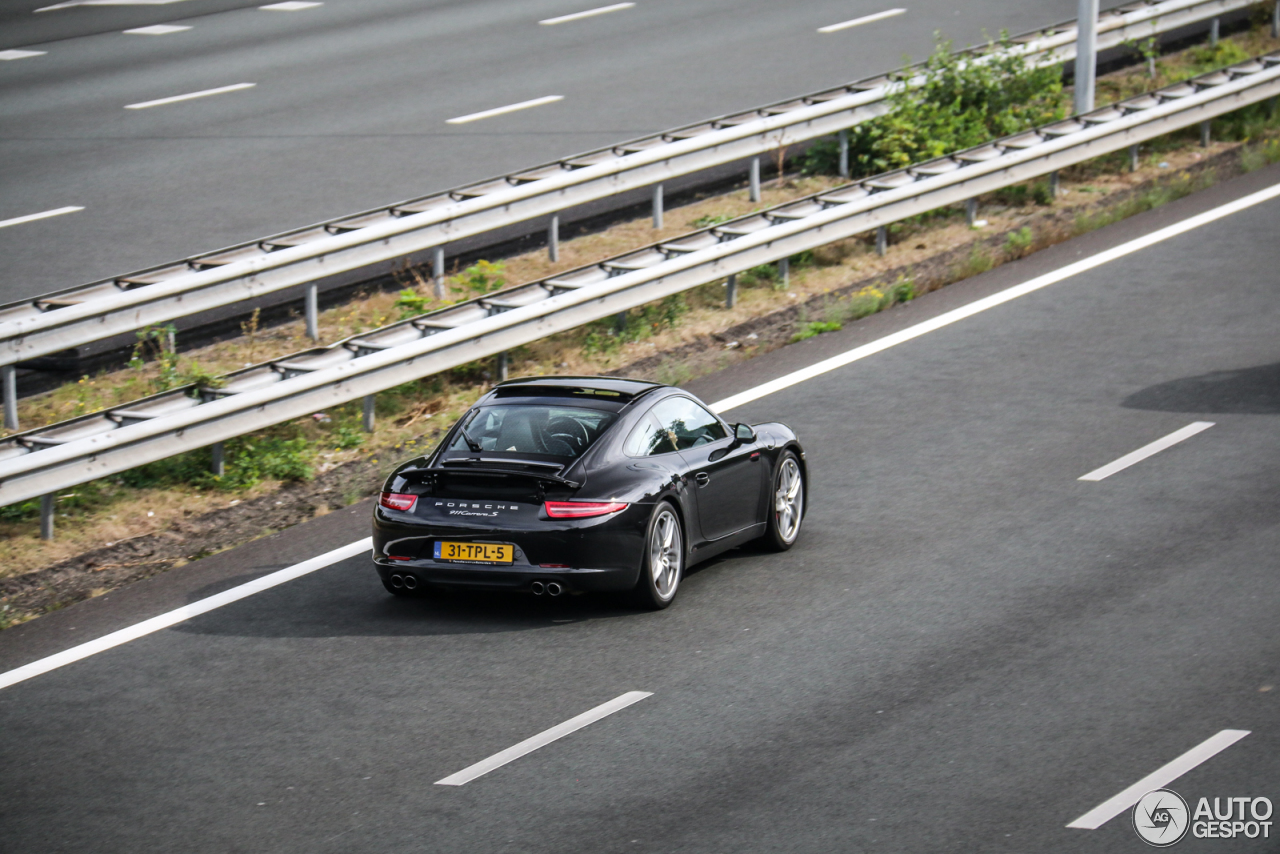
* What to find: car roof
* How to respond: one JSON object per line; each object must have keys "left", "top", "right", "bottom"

{"left": 490, "top": 376, "right": 666, "bottom": 403}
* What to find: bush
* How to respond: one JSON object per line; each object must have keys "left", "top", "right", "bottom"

{"left": 801, "top": 33, "right": 1066, "bottom": 179}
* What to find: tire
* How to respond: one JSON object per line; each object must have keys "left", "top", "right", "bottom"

{"left": 631, "top": 501, "right": 684, "bottom": 610}
{"left": 762, "top": 451, "right": 805, "bottom": 551}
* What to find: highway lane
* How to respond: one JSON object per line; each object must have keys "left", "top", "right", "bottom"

{"left": 1, "top": 164, "right": 1277, "bottom": 851}
{"left": 0, "top": 0, "right": 1131, "bottom": 302}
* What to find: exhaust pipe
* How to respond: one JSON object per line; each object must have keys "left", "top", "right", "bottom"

{"left": 402, "top": 574, "right": 419, "bottom": 591}
{"left": 390, "top": 574, "right": 405, "bottom": 589}
{"left": 545, "top": 582, "right": 564, "bottom": 597}
{"left": 531, "top": 581, "right": 545, "bottom": 596}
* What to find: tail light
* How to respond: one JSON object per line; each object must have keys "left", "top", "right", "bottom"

{"left": 544, "top": 501, "right": 628, "bottom": 519}
{"left": 379, "top": 493, "right": 418, "bottom": 512}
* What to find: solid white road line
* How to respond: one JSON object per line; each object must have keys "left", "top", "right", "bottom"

{"left": 446, "top": 95, "right": 563, "bottom": 125}
{"left": 539, "top": 3, "right": 634, "bottom": 25}
{"left": 0, "top": 50, "right": 47, "bottom": 60}
{"left": 125, "top": 82, "right": 255, "bottom": 109}
{"left": 0, "top": 538, "right": 371, "bottom": 693}
{"left": 1067, "top": 730, "right": 1250, "bottom": 829}
{"left": 435, "top": 691, "right": 653, "bottom": 786}
{"left": 260, "top": 1, "right": 322, "bottom": 10}
{"left": 818, "top": 8, "right": 906, "bottom": 33}
{"left": 1078, "top": 421, "right": 1215, "bottom": 482}
{"left": 124, "top": 24, "right": 191, "bottom": 34}
{"left": 0, "top": 206, "right": 83, "bottom": 229}
{"left": 710, "top": 180, "right": 1280, "bottom": 414}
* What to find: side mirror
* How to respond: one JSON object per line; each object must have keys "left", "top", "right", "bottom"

{"left": 734, "top": 423, "right": 756, "bottom": 443}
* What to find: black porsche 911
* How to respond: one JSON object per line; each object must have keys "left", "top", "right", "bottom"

{"left": 372, "top": 376, "right": 805, "bottom": 608}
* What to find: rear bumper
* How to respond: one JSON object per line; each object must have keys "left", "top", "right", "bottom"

{"left": 372, "top": 559, "right": 637, "bottom": 593}
{"left": 372, "top": 502, "right": 650, "bottom": 593}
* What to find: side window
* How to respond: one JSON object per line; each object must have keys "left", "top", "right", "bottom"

{"left": 650, "top": 397, "right": 727, "bottom": 451}
{"left": 625, "top": 414, "right": 678, "bottom": 457}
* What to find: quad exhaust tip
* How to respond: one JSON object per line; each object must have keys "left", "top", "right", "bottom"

{"left": 390, "top": 574, "right": 405, "bottom": 589}
{"left": 389, "top": 573, "right": 419, "bottom": 590}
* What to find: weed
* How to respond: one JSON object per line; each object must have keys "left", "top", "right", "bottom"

{"left": 450, "top": 260, "right": 506, "bottom": 297}
{"left": 1186, "top": 40, "right": 1252, "bottom": 75}
{"left": 1004, "top": 226, "right": 1034, "bottom": 258}
{"left": 330, "top": 425, "right": 366, "bottom": 450}
{"left": 240, "top": 308, "right": 261, "bottom": 363}
{"left": 655, "top": 360, "right": 694, "bottom": 387}
{"left": 582, "top": 295, "right": 688, "bottom": 356}
{"left": 891, "top": 275, "right": 916, "bottom": 303}
{"left": 1242, "top": 137, "right": 1280, "bottom": 171}
{"left": 956, "top": 244, "right": 995, "bottom": 278}
{"left": 740, "top": 264, "right": 780, "bottom": 288}
{"left": 394, "top": 287, "right": 433, "bottom": 320}
{"left": 792, "top": 321, "right": 842, "bottom": 342}
{"left": 691, "top": 213, "right": 734, "bottom": 228}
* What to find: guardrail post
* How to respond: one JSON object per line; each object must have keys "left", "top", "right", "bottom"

{"left": 838, "top": 129, "right": 850, "bottom": 179}
{"left": 1129, "top": 143, "right": 1140, "bottom": 172}
{"left": 725, "top": 274, "right": 737, "bottom": 309}
{"left": 614, "top": 311, "right": 628, "bottom": 332}
{"left": 1200, "top": 119, "right": 1211, "bottom": 147}
{"left": 497, "top": 351, "right": 509, "bottom": 382}
{"left": 40, "top": 493, "right": 54, "bottom": 541}
{"left": 211, "top": 442, "right": 225, "bottom": 477}
{"left": 1075, "top": 0, "right": 1099, "bottom": 115}
{"left": 875, "top": 226, "right": 887, "bottom": 257}
{"left": 305, "top": 283, "right": 319, "bottom": 341}
{"left": 749, "top": 158, "right": 761, "bottom": 203}
{"left": 965, "top": 198, "right": 978, "bottom": 227}
{"left": 779, "top": 256, "right": 789, "bottom": 287}
{"left": 432, "top": 247, "right": 446, "bottom": 300}
{"left": 1210, "top": 17, "right": 1220, "bottom": 47}
{"left": 363, "top": 394, "right": 376, "bottom": 432}
{"left": 548, "top": 215, "right": 560, "bottom": 262}
{"left": 1049, "top": 170, "right": 1061, "bottom": 199}
{"left": 2, "top": 364, "right": 16, "bottom": 431}
{"left": 652, "top": 184, "right": 664, "bottom": 229}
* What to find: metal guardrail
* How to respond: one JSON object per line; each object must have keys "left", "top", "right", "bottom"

{"left": 2, "top": 50, "right": 1278, "bottom": 516}
{"left": 0, "top": 0, "right": 1257, "bottom": 398}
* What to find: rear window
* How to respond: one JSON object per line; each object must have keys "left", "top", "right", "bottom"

{"left": 446, "top": 404, "right": 616, "bottom": 459}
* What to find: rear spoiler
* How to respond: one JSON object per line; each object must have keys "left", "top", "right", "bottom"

{"left": 429, "top": 461, "right": 581, "bottom": 489}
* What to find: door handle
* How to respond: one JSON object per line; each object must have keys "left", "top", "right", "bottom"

{"left": 695, "top": 472, "right": 711, "bottom": 486}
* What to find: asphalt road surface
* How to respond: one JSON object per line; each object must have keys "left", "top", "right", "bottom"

{"left": 1, "top": 159, "right": 1277, "bottom": 851}
{"left": 0, "top": 0, "right": 1132, "bottom": 302}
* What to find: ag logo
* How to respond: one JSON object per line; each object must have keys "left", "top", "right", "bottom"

{"left": 1133, "top": 789, "right": 1190, "bottom": 847}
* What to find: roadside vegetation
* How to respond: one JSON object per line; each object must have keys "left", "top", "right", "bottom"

{"left": 3, "top": 11, "right": 1280, "bottom": 612}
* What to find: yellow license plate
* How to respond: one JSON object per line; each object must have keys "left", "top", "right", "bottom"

{"left": 434, "top": 541, "right": 514, "bottom": 564}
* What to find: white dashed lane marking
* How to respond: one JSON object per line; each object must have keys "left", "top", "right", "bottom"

{"left": 1067, "top": 730, "right": 1250, "bottom": 829}
{"left": 1078, "top": 421, "right": 1215, "bottom": 482}
{"left": 124, "top": 24, "right": 191, "bottom": 35}
{"left": 539, "top": 3, "right": 634, "bottom": 25}
{"left": 0, "top": 206, "right": 83, "bottom": 229}
{"left": 446, "top": 95, "right": 563, "bottom": 125}
{"left": 125, "top": 82, "right": 255, "bottom": 109}
{"left": 435, "top": 692, "right": 653, "bottom": 786}
{"left": 817, "top": 8, "right": 906, "bottom": 33}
